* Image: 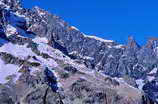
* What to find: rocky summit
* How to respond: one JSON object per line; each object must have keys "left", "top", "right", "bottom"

{"left": 0, "top": 0, "right": 157, "bottom": 104}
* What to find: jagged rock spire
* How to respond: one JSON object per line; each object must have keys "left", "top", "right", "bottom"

{"left": 145, "top": 37, "right": 158, "bottom": 49}
{"left": 124, "top": 36, "right": 140, "bottom": 56}
{"left": 127, "top": 36, "right": 140, "bottom": 49}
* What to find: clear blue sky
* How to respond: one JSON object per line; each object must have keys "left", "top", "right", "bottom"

{"left": 23, "top": 0, "right": 158, "bottom": 45}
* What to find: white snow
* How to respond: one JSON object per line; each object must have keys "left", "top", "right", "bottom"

{"left": 107, "top": 45, "right": 112, "bottom": 48}
{"left": 39, "top": 12, "right": 46, "bottom": 16}
{"left": 84, "top": 35, "right": 114, "bottom": 43}
{"left": 34, "top": 6, "right": 46, "bottom": 17}
{"left": 69, "top": 51, "right": 77, "bottom": 55}
{"left": 36, "top": 42, "right": 56, "bottom": 58}
{"left": 113, "top": 44, "right": 124, "bottom": 49}
{"left": 35, "top": 56, "right": 58, "bottom": 68}
{"left": 37, "top": 11, "right": 46, "bottom": 17}
{"left": 72, "top": 63, "right": 86, "bottom": 70}
{"left": 6, "top": 24, "right": 17, "bottom": 37}
{"left": 28, "top": 55, "right": 58, "bottom": 74}
{"left": 0, "top": 43, "right": 36, "bottom": 59}
{"left": 108, "top": 54, "right": 114, "bottom": 58}
{"left": 114, "top": 77, "right": 141, "bottom": 91}
{"left": 37, "top": 43, "right": 50, "bottom": 54}
{"left": 6, "top": 11, "right": 33, "bottom": 39}
{"left": 36, "top": 42, "right": 71, "bottom": 62}
{"left": 115, "top": 77, "right": 125, "bottom": 83}
{"left": 33, "top": 37, "right": 48, "bottom": 44}
{"left": 51, "top": 69, "right": 63, "bottom": 88}
{"left": 0, "top": 59, "right": 20, "bottom": 84}
{"left": 43, "top": 58, "right": 58, "bottom": 68}
{"left": 136, "top": 79, "right": 145, "bottom": 89}
{"left": 149, "top": 68, "right": 157, "bottom": 74}
{"left": 83, "top": 56, "right": 94, "bottom": 60}
{"left": 154, "top": 47, "right": 158, "bottom": 53}
{"left": 70, "top": 26, "right": 79, "bottom": 31}
{"left": 30, "top": 67, "right": 41, "bottom": 76}
{"left": 58, "top": 22, "right": 65, "bottom": 27}
{"left": 0, "top": 1, "right": 2, "bottom": 5}
{"left": 147, "top": 76, "right": 155, "bottom": 82}
{"left": 14, "top": 12, "right": 26, "bottom": 18}
{"left": 156, "top": 99, "right": 158, "bottom": 103}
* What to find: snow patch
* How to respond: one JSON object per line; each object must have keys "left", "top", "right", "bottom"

{"left": 33, "top": 37, "right": 48, "bottom": 44}
{"left": 0, "top": 43, "right": 36, "bottom": 59}
{"left": 0, "top": 1, "right": 2, "bottom": 3}
{"left": 36, "top": 56, "right": 58, "bottom": 68}
{"left": 147, "top": 76, "right": 155, "bottom": 82}
{"left": 136, "top": 79, "right": 145, "bottom": 89}
{"left": 83, "top": 56, "right": 94, "bottom": 60}
{"left": 0, "top": 59, "right": 20, "bottom": 84}
{"left": 84, "top": 35, "right": 114, "bottom": 43}
{"left": 14, "top": 12, "right": 26, "bottom": 18}
{"left": 36, "top": 42, "right": 71, "bottom": 62}
{"left": 30, "top": 67, "right": 41, "bottom": 76}
{"left": 108, "top": 54, "right": 113, "bottom": 58}
{"left": 114, "top": 77, "right": 140, "bottom": 91}
{"left": 113, "top": 44, "right": 124, "bottom": 49}
{"left": 6, "top": 24, "right": 17, "bottom": 37}
{"left": 51, "top": 69, "right": 63, "bottom": 88}
{"left": 36, "top": 42, "right": 56, "bottom": 58}
{"left": 115, "top": 78, "right": 125, "bottom": 83}
{"left": 69, "top": 51, "right": 77, "bottom": 55}
{"left": 70, "top": 26, "right": 79, "bottom": 31}
{"left": 107, "top": 45, "right": 112, "bottom": 48}
{"left": 149, "top": 68, "right": 157, "bottom": 74}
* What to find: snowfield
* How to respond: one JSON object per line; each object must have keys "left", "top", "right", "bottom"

{"left": 0, "top": 59, "right": 20, "bottom": 84}
{"left": 0, "top": 43, "right": 36, "bottom": 59}
{"left": 84, "top": 35, "right": 114, "bottom": 43}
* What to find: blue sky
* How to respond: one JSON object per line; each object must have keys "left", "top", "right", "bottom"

{"left": 23, "top": 0, "right": 158, "bottom": 45}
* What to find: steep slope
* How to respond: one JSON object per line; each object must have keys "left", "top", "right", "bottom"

{"left": 0, "top": 0, "right": 157, "bottom": 104}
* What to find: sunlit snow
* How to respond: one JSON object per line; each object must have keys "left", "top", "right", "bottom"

{"left": 149, "top": 68, "right": 157, "bottom": 74}
{"left": 0, "top": 59, "right": 20, "bottom": 84}
{"left": 136, "top": 79, "right": 145, "bottom": 90}
{"left": 84, "top": 35, "right": 114, "bottom": 43}
{"left": 0, "top": 43, "right": 36, "bottom": 59}
{"left": 33, "top": 37, "right": 48, "bottom": 44}
{"left": 6, "top": 24, "right": 17, "bottom": 37}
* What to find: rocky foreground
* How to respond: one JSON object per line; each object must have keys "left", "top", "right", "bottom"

{"left": 0, "top": 0, "right": 157, "bottom": 104}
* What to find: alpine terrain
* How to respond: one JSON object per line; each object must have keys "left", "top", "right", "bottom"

{"left": 0, "top": 0, "right": 158, "bottom": 104}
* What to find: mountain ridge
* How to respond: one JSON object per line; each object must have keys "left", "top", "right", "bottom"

{"left": 0, "top": 0, "right": 157, "bottom": 104}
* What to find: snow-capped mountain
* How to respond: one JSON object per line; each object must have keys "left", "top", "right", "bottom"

{"left": 0, "top": 0, "right": 158, "bottom": 104}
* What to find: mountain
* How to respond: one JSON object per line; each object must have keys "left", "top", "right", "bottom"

{"left": 0, "top": 0, "right": 157, "bottom": 104}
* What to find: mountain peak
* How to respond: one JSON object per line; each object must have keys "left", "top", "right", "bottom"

{"left": 145, "top": 37, "right": 158, "bottom": 49}
{"left": 127, "top": 36, "right": 140, "bottom": 49}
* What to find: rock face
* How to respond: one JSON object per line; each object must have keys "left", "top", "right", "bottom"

{"left": 0, "top": 0, "right": 157, "bottom": 104}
